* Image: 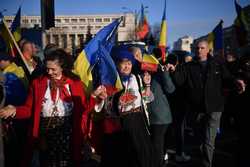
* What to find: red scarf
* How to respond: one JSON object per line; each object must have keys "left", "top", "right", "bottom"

{"left": 49, "top": 76, "right": 72, "bottom": 103}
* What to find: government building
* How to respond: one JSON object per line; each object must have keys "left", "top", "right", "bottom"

{"left": 4, "top": 13, "right": 136, "bottom": 51}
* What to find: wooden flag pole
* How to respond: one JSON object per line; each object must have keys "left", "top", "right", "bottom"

{"left": 2, "top": 20, "right": 32, "bottom": 74}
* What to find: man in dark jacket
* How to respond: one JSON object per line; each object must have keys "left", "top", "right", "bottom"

{"left": 166, "top": 40, "right": 245, "bottom": 167}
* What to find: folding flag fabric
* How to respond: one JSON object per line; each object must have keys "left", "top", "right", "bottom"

{"left": 73, "top": 19, "right": 121, "bottom": 94}
{"left": 207, "top": 20, "right": 223, "bottom": 54}
{"left": 158, "top": 0, "right": 167, "bottom": 63}
{"left": 0, "top": 19, "right": 17, "bottom": 57}
{"left": 141, "top": 54, "right": 159, "bottom": 72}
{"left": 234, "top": 0, "right": 249, "bottom": 47}
{"left": 97, "top": 42, "right": 123, "bottom": 96}
{"left": 207, "top": 20, "right": 223, "bottom": 51}
{"left": 11, "top": 7, "right": 21, "bottom": 42}
{"left": 136, "top": 4, "right": 149, "bottom": 40}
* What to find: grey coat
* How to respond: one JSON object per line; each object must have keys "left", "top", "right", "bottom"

{"left": 148, "top": 70, "right": 175, "bottom": 125}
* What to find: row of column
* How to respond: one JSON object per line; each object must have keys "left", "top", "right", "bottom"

{"left": 43, "top": 33, "right": 86, "bottom": 49}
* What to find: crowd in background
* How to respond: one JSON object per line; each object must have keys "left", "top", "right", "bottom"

{"left": 0, "top": 38, "right": 249, "bottom": 167}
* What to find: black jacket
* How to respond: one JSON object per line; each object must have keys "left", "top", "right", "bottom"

{"left": 172, "top": 55, "right": 235, "bottom": 113}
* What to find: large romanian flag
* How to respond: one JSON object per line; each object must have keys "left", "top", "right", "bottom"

{"left": 234, "top": 0, "right": 249, "bottom": 47}
{"left": 0, "top": 18, "right": 17, "bottom": 57}
{"left": 0, "top": 17, "right": 32, "bottom": 75}
{"left": 11, "top": 7, "right": 21, "bottom": 42}
{"left": 73, "top": 19, "right": 122, "bottom": 94}
{"left": 158, "top": 0, "right": 167, "bottom": 63}
{"left": 207, "top": 20, "right": 223, "bottom": 54}
{"left": 136, "top": 4, "right": 149, "bottom": 40}
{"left": 0, "top": 7, "right": 21, "bottom": 57}
{"left": 97, "top": 41, "right": 123, "bottom": 96}
{"left": 208, "top": 20, "right": 224, "bottom": 56}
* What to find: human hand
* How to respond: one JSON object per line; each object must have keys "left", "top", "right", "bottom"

{"left": 164, "top": 63, "right": 176, "bottom": 72}
{"left": 92, "top": 85, "right": 108, "bottom": 100}
{"left": 236, "top": 79, "right": 246, "bottom": 94}
{"left": 0, "top": 105, "right": 16, "bottom": 119}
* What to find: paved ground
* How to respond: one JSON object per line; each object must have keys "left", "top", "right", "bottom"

{"left": 164, "top": 128, "right": 239, "bottom": 167}
{"left": 81, "top": 117, "right": 238, "bottom": 167}
{"left": 83, "top": 125, "right": 239, "bottom": 167}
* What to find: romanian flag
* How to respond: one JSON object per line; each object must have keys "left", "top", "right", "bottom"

{"left": 0, "top": 18, "right": 32, "bottom": 75}
{"left": 73, "top": 19, "right": 121, "bottom": 94}
{"left": 207, "top": 20, "right": 223, "bottom": 55}
{"left": 97, "top": 42, "right": 123, "bottom": 96}
{"left": 158, "top": 0, "right": 167, "bottom": 63}
{"left": 0, "top": 18, "right": 17, "bottom": 57}
{"left": 136, "top": 4, "right": 149, "bottom": 40}
{"left": 234, "top": 0, "right": 249, "bottom": 47}
{"left": 11, "top": 7, "right": 21, "bottom": 42}
{"left": 141, "top": 54, "right": 159, "bottom": 72}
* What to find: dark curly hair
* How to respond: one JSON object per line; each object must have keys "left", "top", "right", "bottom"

{"left": 44, "top": 48, "right": 79, "bottom": 80}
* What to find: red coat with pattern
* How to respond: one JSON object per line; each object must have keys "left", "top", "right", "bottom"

{"left": 15, "top": 75, "right": 95, "bottom": 167}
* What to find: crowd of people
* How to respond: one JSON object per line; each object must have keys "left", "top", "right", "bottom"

{"left": 0, "top": 38, "right": 249, "bottom": 167}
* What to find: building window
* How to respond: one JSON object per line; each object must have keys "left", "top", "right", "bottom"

{"left": 79, "top": 19, "right": 86, "bottom": 23}
{"left": 46, "top": 34, "right": 51, "bottom": 44}
{"left": 31, "top": 19, "right": 37, "bottom": 23}
{"left": 78, "top": 34, "right": 84, "bottom": 47}
{"left": 112, "top": 18, "right": 118, "bottom": 21}
{"left": 71, "top": 19, "right": 78, "bottom": 23}
{"left": 62, "top": 26, "right": 69, "bottom": 30}
{"left": 95, "top": 18, "right": 102, "bottom": 22}
{"left": 69, "top": 34, "right": 76, "bottom": 49}
{"left": 79, "top": 26, "right": 85, "bottom": 30}
{"left": 104, "top": 18, "right": 110, "bottom": 22}
{"left": 88, "top": 18, "right": 94, "bottom": 22}
{"left": 61, "top": 34, "right": 67, "bottom": 49}
{"left": 5, "top": 19, "right": 12, "bottom": 23}
{"left": 22, "top": 19, "right": 29, "bottom": 23}
{"left": 64, "top": 19, "right": 69, "bottom": 23}
{"left": 53, "top": 35, "right": 59, "bottom": 46}
{"left": 72, "top": 26, "right": 77, "bottom": 30}
{"left": 95, "top": 26, "right": 102, "bottom": 29}
{"left": 55, "top": 19, "right": 61, "bottom": 23}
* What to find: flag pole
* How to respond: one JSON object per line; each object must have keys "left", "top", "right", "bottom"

{"left": 2, "top": 20, "right": 33, "bottom": 74}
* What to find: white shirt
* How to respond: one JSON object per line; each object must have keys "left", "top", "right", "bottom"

{"left": 41, "top": 80, "right": 74, "bottom": 117}
{"left": 119, "top": 74, "right": 142, "bottom": 112}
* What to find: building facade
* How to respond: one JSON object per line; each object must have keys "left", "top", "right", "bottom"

{"left": 4, "top": 13, "right": 136, "bottom": 51}
{"left": 173, "top": 35, "right": 193, "bottom": 52}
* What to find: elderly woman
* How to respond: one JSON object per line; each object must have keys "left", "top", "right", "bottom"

{"left": 0, "top": 49, "right": 107, "bottom": 167}
{"left": 100, "top": 50, "right": 154, "bottom": 167}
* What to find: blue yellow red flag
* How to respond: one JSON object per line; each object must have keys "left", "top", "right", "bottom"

{"left": 73, "top": 18, "right": 121, "bottom": 94}
{"left": 207, "top": 20, "right": 223, "bottom": 53}
{"left": 11, "top": 7, "right": 21, "bottom": 42}
{"left": 141, "top": 54, "right": 159, "bottom": 72}
{"left": 158, "top": 0, "right": 167, "bottom": 63}
{"left": 136, "top": 4, "right": 149, "bottom": 40}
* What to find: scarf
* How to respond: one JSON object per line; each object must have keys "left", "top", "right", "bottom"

{"left": 120, "top": 74, "right": 131, "bottom": 82}
{"left": 49, "top": 75, "right": 72, "bottom": 103}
